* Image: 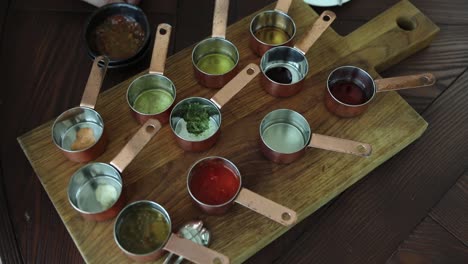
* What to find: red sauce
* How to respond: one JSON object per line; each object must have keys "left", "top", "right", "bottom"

{"left": 329, "top": 80, "right": 368, "bottom": 105}
{"left": 189, "top": 160, "right": 240, "bottom": 205}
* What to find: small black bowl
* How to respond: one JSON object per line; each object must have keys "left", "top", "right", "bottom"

{"left": 84, "top": 3, "right": 151, "bottom": 68}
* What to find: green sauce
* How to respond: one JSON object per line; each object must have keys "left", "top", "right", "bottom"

{"left": 133, "top": 89, "right": 173, "bottom": 114}
{"left": 254, "top": 27, "right": 290, "bottom": 45}
{"left": 117, "top": 207, "right": 170, "bottom": 254}
{"left": 196, "top": 53, "right": 235, "bottom": 75}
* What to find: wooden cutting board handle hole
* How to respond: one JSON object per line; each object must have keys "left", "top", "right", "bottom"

{"left": 397, "top": 16, "right": 416, "bottom": 31}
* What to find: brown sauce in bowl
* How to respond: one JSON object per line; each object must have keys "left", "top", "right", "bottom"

{"left": 91, "top": 15, "right": 145, "bottom": 60}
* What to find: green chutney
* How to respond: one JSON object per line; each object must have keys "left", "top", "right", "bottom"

{"left": 133, "top": 89, "right": 173, "bottom": 114}
{"left": 117, "top": 206, "right": 170, "bottom": 254}
{"left": 197, "top": 53, "right": 235, "bottom": 75}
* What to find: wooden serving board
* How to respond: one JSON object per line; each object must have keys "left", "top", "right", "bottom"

{"left": 18, "top": 0, "right": 439, "bottom": 263}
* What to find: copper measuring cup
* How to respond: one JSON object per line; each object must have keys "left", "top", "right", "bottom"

{"left": 325, "top": 66, "right": 436, "bottom": 118}
{"left": 67, "top": 119, "right": 162, "bottom": 221}
{"left": 250, "top": 0, "right": 295, "bottom": 56}
{"left": 127, "top": 23, "right": 176, "bottom": 124}
{"left": 170, "top": 63, "right": 259, "bottom": 152}
{"left": 52, "top": 56, "right": 109, "bottom": 163}
{"left": 192, "top": 0, "right": 239, "bottom": 88}
{"left": 259, "top": 109, "right": 372, "bottom": 164}
{"left": 114, "top": 200, "right": 229, "bottom": 263}
{"left": 187, "top": 157, "right": 297, "bottom": 226}
{"left": 260, "top": 11, "right": 336, "bottom": 97}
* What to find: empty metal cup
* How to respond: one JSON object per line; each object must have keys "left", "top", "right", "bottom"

{"left": 170, "top": 64, "right": 259, "bottom": 152}
{"left": 260, "top": 10, "right": 335, "bottom": 97}
{"left": 187, "top": 156, "right": 297, "bottom": 226}
{"left": 325, "top": 66, "right": 436, "bottom": 117}
{"left": 250, "top": 0, "right": 295, "bottom": 56}
{"left": 114, "top": 200, "right": 229, "bottom": 263}
{"left": 127, "top": 23, "right": 176, "bottom": 124}
{"left": 192, "top": 0, "right": 239, "bottom": 88}
{"left": 259, "top": 109, "right": 372, "bottom": 164}
{"left": 52, "top": 56, "right": 109, "bottom": 163}
{"left": 67, "top": 119, "right": 162, "bottom": 221}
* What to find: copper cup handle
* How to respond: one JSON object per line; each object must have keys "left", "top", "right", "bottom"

{"left": 164, "top": 234, "right": 230, "bottom": 264}
{"left": 110, "top": 119, "right": 162, "bottom": 172}
{"left": 308, "top": 133, "right": 372, "bottom": 157}
{"left": 374, "top": 73, "right": 436, "bottom": 92}
{"left": 149, "top": 23, "right": 172, "bottom": 75}
{"left": 212, "top": 0, "right": 230, "bottom": 38}
{"left": 294, "top": 10, "right": 336, "bottom": 54}
{"left": 80, "top": 55, "right": 109, "bottom": 109}
{"left": 210, "top": 63, "right": 260, "bottom": 109}
{"left": 234, "top": 188, "right": 297, "bottom": 226}
{"left": 274, "top": 0, "right": 292, "bottom": 13}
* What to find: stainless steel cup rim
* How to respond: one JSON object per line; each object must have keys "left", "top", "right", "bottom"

{"left": 191, "top": 37, "right": 240, "bottom": 76}
{"left": 249, "top": 10, "right": 296, "bottom": 46}
{"left": 186, "top": 156, "right": 242, "bottom": 208}
{"left": 114, "top": 200, "right": 172, "bottom": 257}
{"left": 259, "top": 109, "right": 312, "bottom": 154}
{"left": 169, "top": 97, "right": 222, "bottom": 142}
{"left": 52, "top": 106, "right": 105, "bottom": 153}
{"left": 260, "top": 46, "right": 309, "bottom": 85}
{"left": 326, "top": 65, "right": 376, "bottom": 107}
{"left": 126, "top": 73, "right": 177, "bottom": 116}
{"left": 67, "top": 162, "right": 122, "bottom": 215}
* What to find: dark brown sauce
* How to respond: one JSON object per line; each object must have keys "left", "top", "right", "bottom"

{"left": 91, "top": 15, "right": 145, "bottom": 60}
{"left": 329, "top": 80, "right": 368, "bottom": 105}
{"left": 265, "top": 67, "right": 293, "bottom": 84}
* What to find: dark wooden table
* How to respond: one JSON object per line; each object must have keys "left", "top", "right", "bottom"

{"left": 1, "top": 0, "right": 467, "bottom": 263}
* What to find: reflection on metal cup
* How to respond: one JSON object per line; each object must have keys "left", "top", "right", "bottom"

{"left": 259, "top": 109, "right": 372, "bottom": 163}
{"left": 52, "top": 107, "right": 108, "bottom": 163}
{"left": 68, "top": 162, "right": 125, "bottom": 221}
{"left": 260, "top": 46, "right": 309, "bottom": 97}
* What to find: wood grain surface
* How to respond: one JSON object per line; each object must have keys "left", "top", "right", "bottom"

{"left": 16, "top": 0, "right": 440, "bottom": 263}
{"left": 387, "top": 217, "right": 468, "bottom": 264}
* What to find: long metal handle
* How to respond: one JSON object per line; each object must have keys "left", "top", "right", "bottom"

{"left": 149, "top": 23, "right": 172, "bottom": 75}
{"left": 375, "top": 73, "right": 435, "bottom": 92}
{"left": 110, "top": 119, "right": 162, "bottom": 172}
{"left": 212, "top": 0, "right": 230, "bottom": 38}
{"left": 294, "top": 10, "right": 336, "bottom": 54}
{"left": 164, "top": 234, "right": 230, "bottom": 264}
{"left": 274, "top": 0, "right": 292, "bottom": 13}
{"left": 80, "top": 56, "right": 109, "bottom": 109}
{"left": 308, "top": 133, "right": 372, "bottom": 157}
{"left": 235, "top": 188, "right": 297, "bottom": 226}
{"left": 210, "top": 63, "right": 260, "bottom": 109}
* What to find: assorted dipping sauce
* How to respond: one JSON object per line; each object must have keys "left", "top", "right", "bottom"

{"left": 254, "top": 27, "right": 290, "bottom": 45}
{"left": 91, "top": 15, "right": 146, "bottom": 60}
{"left": 76, "top": 176, "right": 121, "bottom": 213}
{"left": 132, "top": 89, "right": 174, "bottom": 114}
{"left": 196, "top": 53, "right": 236, "bottom": 75}
{"left": 116, "top": 204, "right": 170, "bottom": 254}
{"left": 329, "top": 80, "right": 368, "bottom": 105}
{"left": 188, "top": 159, "right": 240, "bottom": 205}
